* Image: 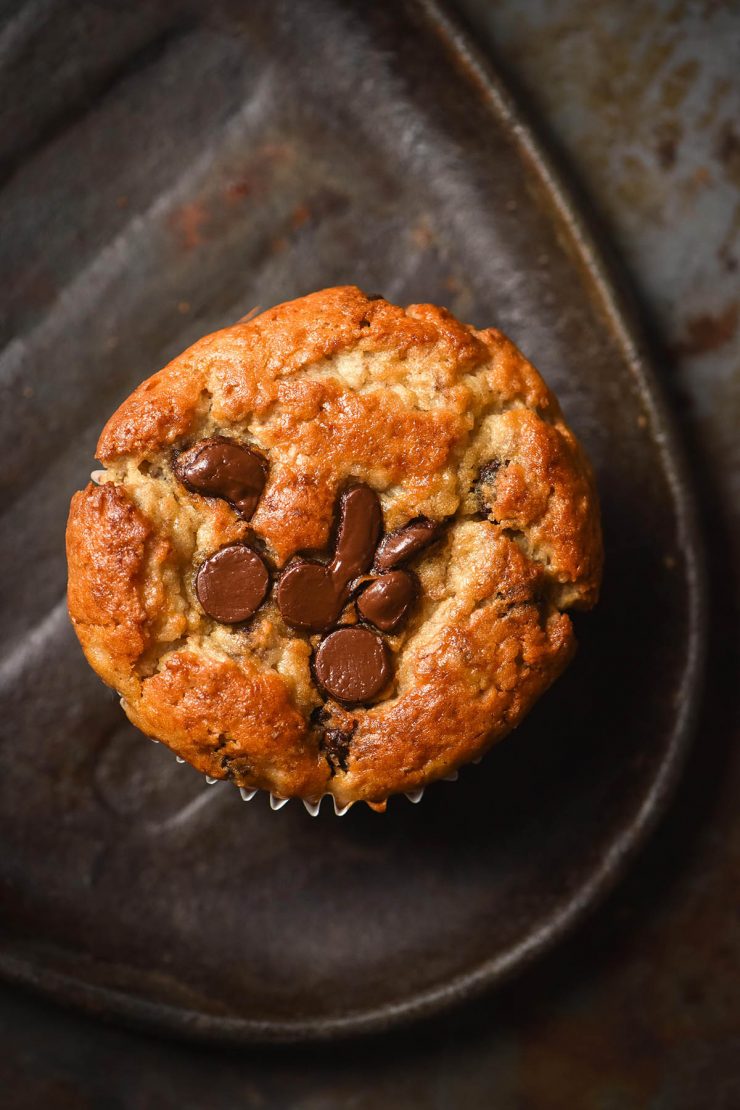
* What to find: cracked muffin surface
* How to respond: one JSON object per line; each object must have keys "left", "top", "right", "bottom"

{"left": 66, "top": 285, "right": 602, "bottom": 810}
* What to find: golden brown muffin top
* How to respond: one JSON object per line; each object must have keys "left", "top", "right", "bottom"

{"left": 66, "top": 286, "right": 602, "bottom": 810}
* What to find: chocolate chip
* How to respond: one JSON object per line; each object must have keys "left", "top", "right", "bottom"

{"left": 309, "top": 704, "right": 330, "bottom": 728}
{"left": 196, "top": 544, "right": 269, "bottom": 623}
{"left": 174, "top": 437, "right": 267, "bottom": 520}
{"left": 277, "top": 483, "right": 382, "bottom": 632}
{"left": 357, "top": 570, "right": 416, "bottom": 632}
{"left": 331, "top": 484, "right": 383, "bottom": 587}
{"left": 276, "top": 560, "right": 344, "bottom": 632}
{"left": 319, "top": 726, "right": 355, "bottom": 775}
{"left": 478, "top": 459, "right": 504, "bottom": 484}
{"left": 373, "top": 517, "right": 444, "bottom": 572}
{"left": 476, "top": 459, "right": 509, "bottom": 519}
{"left": 314, "top": 627, "right": 391, "bottom": 704}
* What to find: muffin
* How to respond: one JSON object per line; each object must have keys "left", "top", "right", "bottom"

{"left": 66, "top": 286, "right": 602, "bottom": 813}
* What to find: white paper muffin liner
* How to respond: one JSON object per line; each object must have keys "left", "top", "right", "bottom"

{"left": 221, "top": 767, "right": 456, "bottom": 816}
{"left": 149, "top": 733, "right": 464, "bottom": 815}
{"left": 131, "top": 659, "right": 466, "bottom": 814}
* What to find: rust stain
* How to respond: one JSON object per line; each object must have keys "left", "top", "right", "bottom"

{"left": 225, "top": 180, "right": 253, "bottom": 201}
{"left": 170, "top": 202, "right": 209, "bottom": 250}
{"left": 290, "top": 203, "right": 310, "bottom": 230}
{"left": 257, "top": 141, "right": 295, "bottom": 165}
{"left": 675, "top": 302, "right": 738, "bottom": 356}
{"left": 223, "top": 144, "right": 296, "bottom": 207}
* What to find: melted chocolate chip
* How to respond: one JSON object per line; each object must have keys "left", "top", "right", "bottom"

{"left": 277, "top": 483, "right": 382, "bottom": 632}
{"left": 357, "top": 570, "right": 416, "bottom": 632}
{"left": 196, "top": 544, "right": 269, "bottom": 623}
{"left": 373, "top": 517, "right": 444, "bottom": 572}
{"left": 314, "top": 627, "right": 391, "bottom": 704}
{"left": 331, "top": 485, "right": 383, "bottom": 587}
{"left": 276, "top": 560, "right": 344, "bottom": 632}
{"left": 174, "top": 437, "right": 267, "bottom": 520}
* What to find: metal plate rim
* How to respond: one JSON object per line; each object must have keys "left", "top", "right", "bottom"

{"left": 0, "top": 0, "right": 707, "bottom": 1044}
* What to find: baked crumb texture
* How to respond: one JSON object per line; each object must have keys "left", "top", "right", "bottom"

{"left": 66, "top": 286, "right": 602, "bottom": 811}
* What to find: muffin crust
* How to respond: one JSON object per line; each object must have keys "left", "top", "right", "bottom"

{"left": 66, "top": 286, "right": 602, "bottom": 809}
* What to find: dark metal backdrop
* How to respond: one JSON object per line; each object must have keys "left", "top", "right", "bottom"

{"left": 0, "top": 0, "right": 737, "bottom": 1104}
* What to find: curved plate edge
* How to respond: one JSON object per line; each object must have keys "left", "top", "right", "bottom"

{"left": 0, "top": 0, "right": 708, "bottom": 1044}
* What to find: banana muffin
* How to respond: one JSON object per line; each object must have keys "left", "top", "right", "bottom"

{"left": 66, "top": 286, "right": 602, "bottom": 813}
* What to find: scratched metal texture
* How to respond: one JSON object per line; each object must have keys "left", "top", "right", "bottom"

{"left": 0, "top": 0, "right": 704, "bottom": 1042}
{"left": 0, "top": 0, "right": 735, "bottom": 1104}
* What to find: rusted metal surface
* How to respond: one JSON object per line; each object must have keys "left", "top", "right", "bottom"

{"left": 0, "top": 0, "right": 737, "bottom": 1105}
{"left": 452, "top": 3, "right": 740, "bottom": 1104}
{"left": 460, "top": 0, "right": 739, "bottom": 533}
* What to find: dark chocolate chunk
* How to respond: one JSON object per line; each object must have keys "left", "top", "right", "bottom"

{"left": 475, "top": 458, "right": 509, "bottom": 517}
{"left": 357, "top": 570, "right": 416, "bottom": 632}
{"left": 196, "top": 544, "right": 269, "bottom": 623}
{"left": 373, "top": 517, "right": 444, "bottom": 572}
{"left": 314, "top": 627, "right": 391, "bottom": 704}
{"left": 276, "top": 560, "right": 344, "bottom": 632}
{"left": 174, "top": 437, "right": 267, "bottom": 519}
{"left": 330, "top": 484, "right": 383, "bottom": 588}
{"left": 277, "top": 483, "right": 382, "bottom": 631}
{"left": 319, "top": 726, "right": 355, "bottom": 775}
{"left": 478, "top": 459, "right": 505, "bottom": 485}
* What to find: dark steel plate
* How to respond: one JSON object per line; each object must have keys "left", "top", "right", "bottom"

{"left": 0, "top": 0, "right": 705, "bottom": 1043}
